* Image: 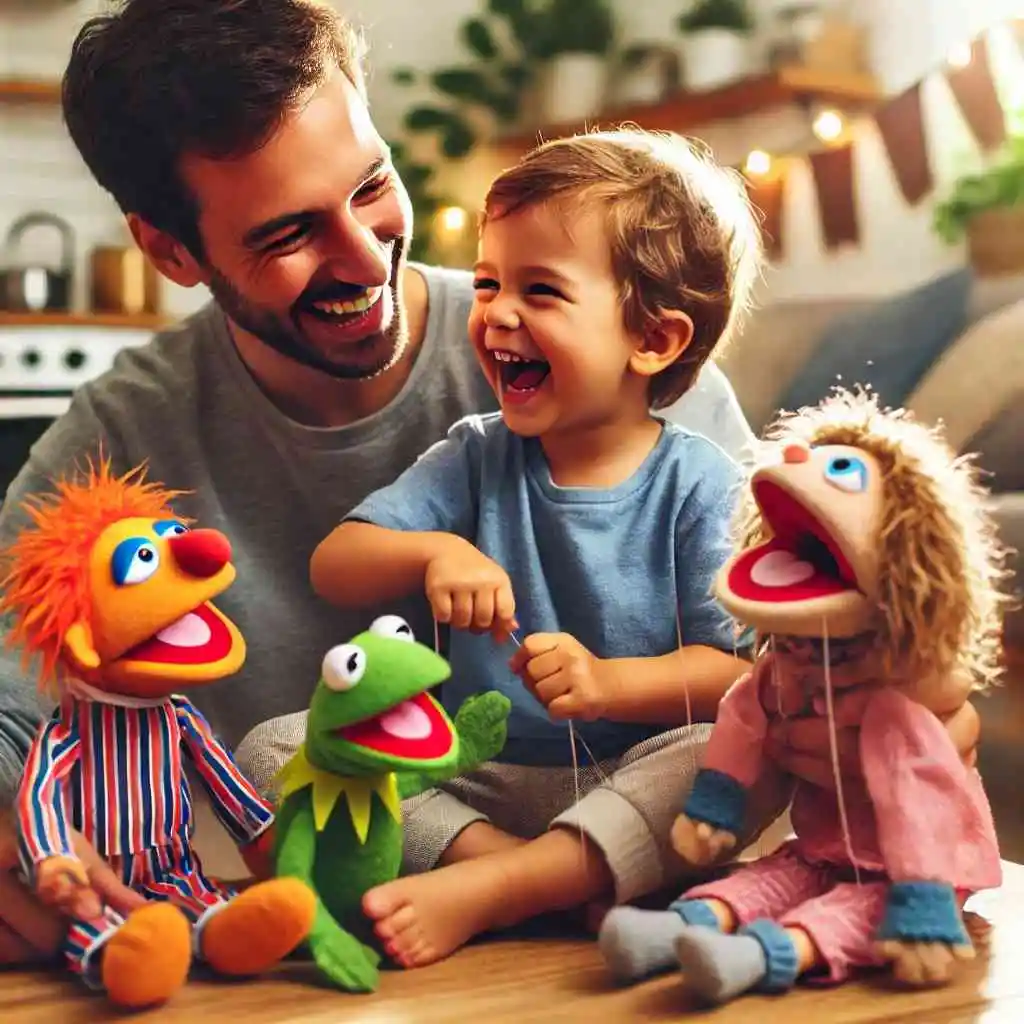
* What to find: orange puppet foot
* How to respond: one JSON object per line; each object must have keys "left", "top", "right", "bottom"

{"left": 200, "top": 878, "right": 316, "bottom": 976}
{"left": 100, "top": 903, "right": 192, "bottom": 1009}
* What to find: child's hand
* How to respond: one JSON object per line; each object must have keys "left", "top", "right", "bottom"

{"left": 424, "top": 538, "right": 518, "bottom": 640}
{"left": 670, "top": 814, "right": 736, "bottom": 866}
{"left": 510, "top": 632, "right": 616, "bottom": 721}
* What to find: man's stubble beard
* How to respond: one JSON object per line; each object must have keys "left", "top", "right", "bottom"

{"left": 207, "top": 239, "right": 408, "bottom": 381}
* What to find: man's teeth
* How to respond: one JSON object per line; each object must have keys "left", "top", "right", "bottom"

{"left": 313, "top": 288, "right": 381, "bottom": 316}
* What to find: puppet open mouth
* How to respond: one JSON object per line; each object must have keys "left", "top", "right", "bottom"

{"left": 336, "top": 691, "right": 454, "bottom": 761}
{"left": 727, "top": 480, "right": 859, "bottom": 603}
{"left": 123, "top": 602, "right": 235, "bottom": 666}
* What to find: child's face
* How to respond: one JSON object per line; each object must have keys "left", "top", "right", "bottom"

{"left": 468, "top": 201, "right": 642, "bottom": 437}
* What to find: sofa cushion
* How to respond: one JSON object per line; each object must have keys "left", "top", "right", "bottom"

{"left": 778, "top": 267, "right": 972, "bottom": 413}
{"left": 966, "top": 398, "right": 1024, "bottom": 494}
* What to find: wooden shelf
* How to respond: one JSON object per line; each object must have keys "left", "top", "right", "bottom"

{"left": 0, "top": 78, "right": 62, "bottom": 105}
{"left": 0, "top": 311, "right": 168, "bottom": 330}
{"left": 493, "top": 66, "right": 881, "bottom": 156}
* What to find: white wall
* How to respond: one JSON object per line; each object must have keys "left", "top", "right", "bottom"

{"left": 0, "top": 0, "right": 1021, "bottom": 320}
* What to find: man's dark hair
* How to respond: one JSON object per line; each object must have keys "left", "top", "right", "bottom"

{"left": 62, "top": 0, "right": 368, "bottom": 259}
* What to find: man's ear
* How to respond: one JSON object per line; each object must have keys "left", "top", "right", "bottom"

{"left": 127, "top": 213, "right": 203, "bottom": 288}
{"left": 629, "top": 309, "right": 694, "bottom": 379}
{"left": 64, "top": 621, "right": 101, "bottom": 671}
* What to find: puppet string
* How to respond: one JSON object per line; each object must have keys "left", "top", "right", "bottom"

{"left": 822, "top": 622, "right": 862, "bottom": 887}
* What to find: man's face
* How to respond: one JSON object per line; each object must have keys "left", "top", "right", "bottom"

{"left": 180, "top": 68, "right": 413, "bottom": 380}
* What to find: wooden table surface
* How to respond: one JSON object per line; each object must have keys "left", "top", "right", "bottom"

{"left": 3, "top": 862, "right": 1022, "bottom": 1023}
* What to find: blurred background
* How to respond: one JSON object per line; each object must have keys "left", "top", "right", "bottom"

{"left": 0, "top": 0, "right": 1022, "bottom": 855}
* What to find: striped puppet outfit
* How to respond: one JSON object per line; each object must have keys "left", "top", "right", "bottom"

{"left": 17, "top": 682, "right": 273, "bottom": 985}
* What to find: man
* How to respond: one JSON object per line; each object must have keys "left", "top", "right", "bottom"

{"left": 0, "top": 0, "right": 977, "bottom": 967}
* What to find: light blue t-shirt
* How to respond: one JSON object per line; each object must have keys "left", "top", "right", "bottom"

{"left": 345, "top": 412, "right": 744, "bottom": 767}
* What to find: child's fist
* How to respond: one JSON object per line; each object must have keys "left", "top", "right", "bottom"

{"left": 424, "top": 539, "right": 517, "bottom": 640}
{"left": 510, "top": 632, "right": 615, "bottom": 721}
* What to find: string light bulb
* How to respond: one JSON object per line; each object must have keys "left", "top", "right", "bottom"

{"left": 812, "top": 108, "right": 845, "bottom": 143}
{"left": 745, "top": 149, "right": 772, "bottom": 176}
{"left": 947, "top": 42, "right": 973, "bottom": 69}
{"left": 438, "top": 206, "right": 467, "bottom": 234}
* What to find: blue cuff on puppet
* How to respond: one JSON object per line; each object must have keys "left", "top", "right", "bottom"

{"left": 740, "top": 918, "right": 800, "bottom": 992}
{"left": 876, "top": 881, "right": 969, "bottom": 945}
{"left": 683, "top": 768, "right": 747, "bottom": 835}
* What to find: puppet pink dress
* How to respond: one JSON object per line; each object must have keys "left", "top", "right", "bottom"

{"left": 600, "top": 389, "right": 1008, "bottom": 1003}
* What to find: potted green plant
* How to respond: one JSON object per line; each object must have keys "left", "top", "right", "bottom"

{"left": 933, "top": 131, "right": 1024, "bottom": 277}
{"left": 535, "top": 0, "right": 616, "bottom": 124}
{"left": 677, "top": 0, "right": 756, "bottom": 92}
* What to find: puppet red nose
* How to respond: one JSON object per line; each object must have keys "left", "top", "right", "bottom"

{"left": 783, "top": 443, "right": 811, "bottom": 464}
{"left": 169, "top": 529, "right": 231, "bottom": 578}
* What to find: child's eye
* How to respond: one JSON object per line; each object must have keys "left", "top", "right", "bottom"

{"left": 527, "top": 283, "right": 564, "bottom": 299}
{"left": 473, "top": 277, "right": 498, "bottom": 291}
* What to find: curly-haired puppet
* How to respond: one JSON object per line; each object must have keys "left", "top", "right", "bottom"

{"left": 1, "top": 459, "right": 315, "bottom": 1009}
{"left": 600, "top": 388, "right": 1007, "bottom": 1003}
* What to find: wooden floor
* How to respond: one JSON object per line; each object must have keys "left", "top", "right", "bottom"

{"left": 2, "top": 862, "right": 1022, "bottom": 1023}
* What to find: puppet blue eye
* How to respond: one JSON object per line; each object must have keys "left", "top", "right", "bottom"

{"left": 111, "top": 538, "right": 160, "bottom": 586}
{"left": 823, "top": 454, "right": 867, "bottom": 493}
{"left": 153, "top": 520, "right": 188, "bottom": 537}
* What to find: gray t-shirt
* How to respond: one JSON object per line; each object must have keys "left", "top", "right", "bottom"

{"left": 0, "top": 263, "right": 754, "bottom": 805}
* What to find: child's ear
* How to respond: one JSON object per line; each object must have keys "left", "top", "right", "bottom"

{"left": 64, "top": 621, "right": 101, "bottom": 671}
{"left": 630, "top": 309, "right": 694, "bottom": 378}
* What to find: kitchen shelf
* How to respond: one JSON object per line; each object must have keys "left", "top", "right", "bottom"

{"left": 493, "top": 66, "right": 881, "bottom": 156}
{"left": 0, "top": 78, "right": 62, "bottom": 105}
{"left": 0, "top": 311, "right": 168, "bottom": 330}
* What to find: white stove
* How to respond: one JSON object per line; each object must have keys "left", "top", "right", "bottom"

{"left": 0, "top": 322, "right": 155, "bottom": 495}
{"left": 0, "top": 323, "right": 153, "bottom": 418}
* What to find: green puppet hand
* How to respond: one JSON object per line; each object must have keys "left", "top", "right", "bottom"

{"left": 454, "top": 691, "right": 511, "bottom": 773}
{"left": 307, "top": 906, "right": 381, "bottom": 993}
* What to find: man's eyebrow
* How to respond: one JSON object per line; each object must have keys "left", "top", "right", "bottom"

{"left": 242, "top": 156, "right": 391, "bottom": 248}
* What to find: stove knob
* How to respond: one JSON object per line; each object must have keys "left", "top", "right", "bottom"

{"left": 64, "top": 348, "right": 87, "bottom": 370}
{"left": 20, "top": 348, "right": 41, "bottom": 368}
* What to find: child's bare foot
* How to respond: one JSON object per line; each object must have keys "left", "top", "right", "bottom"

{"left": 362, "top": 857, "right": 509, "bottom": 968}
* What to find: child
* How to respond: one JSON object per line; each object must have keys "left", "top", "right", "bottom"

{"left": 240, "top": 128, "right": 784, "bottom": 966}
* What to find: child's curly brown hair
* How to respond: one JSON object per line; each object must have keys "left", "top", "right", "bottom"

{"left": 735, "top": 388, "right": 1014, "bottom": 691}
{"left": 481, "top": 128, "right": 763, "bottom": 408}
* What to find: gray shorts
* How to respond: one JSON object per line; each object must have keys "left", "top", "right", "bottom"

{"left": 236, "top": 713, "right": 792, "bottom": 905}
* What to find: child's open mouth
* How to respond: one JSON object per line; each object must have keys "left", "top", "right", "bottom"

{"left": 492, "top": 350, "right": 550, "bottom": 404}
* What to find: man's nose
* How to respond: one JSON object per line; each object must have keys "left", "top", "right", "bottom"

{"left": 169, "top": 529, "right": 231, "bottom": 578}
{"left": 323, "top": 214, "right": 391, "bottom": 287}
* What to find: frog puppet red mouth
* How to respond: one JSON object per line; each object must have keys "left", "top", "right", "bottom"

{"left": 123, "top": 602, "right": 235, "bottom": 666}
{"left": 336, "top": 691, "right": 454, "bottom": 761}
{"left": 726, "top": 480, "right": 860, "bottom": 603}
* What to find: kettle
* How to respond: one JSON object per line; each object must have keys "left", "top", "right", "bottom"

{"left": 0, "top": 212, "right": 75, "bottom": 313}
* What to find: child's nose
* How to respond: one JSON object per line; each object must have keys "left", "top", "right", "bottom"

{"left": 169, "top": 529, "right": 232, "bottom": 578}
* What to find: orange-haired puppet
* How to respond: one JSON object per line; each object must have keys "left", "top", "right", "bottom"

{"left": 1, "top": 458, "right": 315, "bottom": 1009}
{"left": 600, "top": 388, "right": 1008, "bottom": 1003}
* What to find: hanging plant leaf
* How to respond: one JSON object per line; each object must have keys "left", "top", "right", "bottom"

{"left": 391, "top": 67, "right": 417, "bottom": 86}
{"left": 432, "top": 68, "right": 491, "bottom": 102}
{"left": 462, "top": 17, "right": 498, "bottom": 60}
{"left": 404, "top": 105, "right": 455, "bottom": 132}
{"left": 490, "top": 89, "right": 520, "bottom": 123}
{"left": 442, "top": 117, "right": 476, "bottom": 159}
{"left": 499, "top": 61, "right": 531, "bottom": 91}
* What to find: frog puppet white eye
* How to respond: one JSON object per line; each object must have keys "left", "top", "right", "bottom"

{"left": 368, "top": 614, "right": 415, "bottom": 642}
{"left": 322, "top": 644, "right": 367, "bottom": 691}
